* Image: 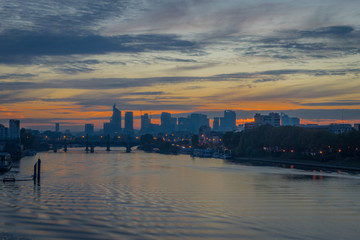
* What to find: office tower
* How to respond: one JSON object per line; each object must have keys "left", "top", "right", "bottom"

{"left": 110, "top": 104, "right": 122, "bottom": 133}
{"left": 188, "top": 113, "right": 209, "bottom": 134}
{"left": 141, "top": 113, "right": 151, "bottom": 132}
{"left": 55, "top": 123, "right": 60, "bottom": 132}
{"left": 9, "top": 119, "right": 20, "bottom": 139}
{"left": 125, "top": 112, "right": 133, "bottom": 133}
{"left": 254, "top": 112, "right": 280, "bottom": 127}
{"left": 161, "top": 112, "right": 176, "bottom": 133}
{"left": 103, "top": 122, "right": 111, "bottom": 135}
{"left": 85, "top": 124, "right": 94, "bottom": 135}
{"left": 0, "top": 124, "right": 8, "bottom": 140}
{"left": 220, "top": 110, "right": 236, "bottom": 132}
{"left": 213, "top": 117, "right": 220, "bottom": 131}
{"left": 177, "top": 117, "right": 190, "bottom": 132}
{"left": 280, "top": 113, "right": 300, "bottom": 126}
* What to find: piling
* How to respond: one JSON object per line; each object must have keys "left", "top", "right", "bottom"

{"left": 33, "top": 158, "right": 41, "bottom": 185}
{"left": 33, "top": 163, "right": 37, "bottom": 181}
{"left": 37, "top": 158, "right": 41, "bottom": 183}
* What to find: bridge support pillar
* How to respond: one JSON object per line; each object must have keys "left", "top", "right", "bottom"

{"left": 126, "top": 145, "right": 131, "bottom": 153}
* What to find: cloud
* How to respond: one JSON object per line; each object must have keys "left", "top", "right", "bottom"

{"left": 0, "top": 73, "right": 37, "bottom": 79}
{"left": 0, "top": 1, "right": 129, "bottom": 34}
{"left": 125, "top": 91, "right": 165, "bottom": 96}
{"left": 55, "top": 66, "right": 96, "bottom": 75}
{"left": 0, "top": 30, "right": 198, "bottom": 64}
{"left": 1, "top": 67, "right": 359, "bottom": 94}
{"left": 243, "top": 25, "right": 360, "bottom": 60}
{"left": 297, "top": 26, "right": 355, "bottom": 38}
{"left": 253, "top": 78, "right": 281, "bottom": 83}
{"left": 156, "top": 57, "right": 196, "bottom": 63}
{"left": 299, "top": 101, "right": 360, "bottom": 107}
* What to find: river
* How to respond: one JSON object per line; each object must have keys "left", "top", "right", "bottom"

{"left": 1, "top": 148, "right": 360, "bottom": 239}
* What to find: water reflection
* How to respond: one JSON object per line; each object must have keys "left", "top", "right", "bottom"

{"left": 1, "top": 149, "right": 360, "bottom": 239}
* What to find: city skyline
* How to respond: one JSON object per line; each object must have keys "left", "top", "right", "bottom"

{"left": 0, "top": 106, "right": 359, "bottom": 132}
{"left": 1, "top": 1, "right": 360, "bottom": 130}
{"left": 1, "top": 108, "right": 356, "bottom": 134}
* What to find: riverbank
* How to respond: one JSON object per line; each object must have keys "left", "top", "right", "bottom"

{"left": 233, "top": 157, "right": 360, "bottom": 173}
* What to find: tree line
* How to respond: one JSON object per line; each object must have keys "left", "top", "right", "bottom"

{"left": 222, "top": 125, "right": 360, "bottom": 161}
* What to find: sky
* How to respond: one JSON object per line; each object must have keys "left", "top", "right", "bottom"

{"left": 1, "top": 0, "right": 360, "bottom": 131}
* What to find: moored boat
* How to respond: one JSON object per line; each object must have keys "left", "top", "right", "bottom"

{"left": 0, "top": 153, "right": 12, "bottom": 172}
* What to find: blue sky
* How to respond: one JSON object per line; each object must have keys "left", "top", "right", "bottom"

{"left": 1, "top": 0, "right": 360, "bottom": 130}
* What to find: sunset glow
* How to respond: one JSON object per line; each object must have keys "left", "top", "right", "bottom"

{"left": 1, "top": 0, "right": 360, "bottom": 131}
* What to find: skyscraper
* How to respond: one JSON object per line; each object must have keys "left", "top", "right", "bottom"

{"left": 55, "top": 123, "right": 60, "bottom": 132}
{"left": 177, "top": 117, "right": 190, "bottom": 132}
{"left": 213, "top": 117, "right": 220, "bottom": 131}
{"left": 188, "top": 113, "right": 209, "bottom": 133}
{"left": 85, "top": 124, "right": 94, "bottom": 135}
{"left": 110, "top": 104, "right": 122, "bottom": 133}
{"left": 0, "top": 124, "right": 8, "bottom": 140}
{"left": 220, "top": 110, "right": 236, "bottom": 132}
{"left": 141, "top": 113, "right": 151, "bottom": 132}
{"left": 9, "top": 119, "right": 20, "bottom": 140}
{"left": 125, "top": 112, "right": 133, "bottom": 133}
{"left": 161, "top": 112, "right": 176, "bottom": 133}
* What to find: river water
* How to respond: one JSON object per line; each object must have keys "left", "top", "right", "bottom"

{"left": 1, "top": 148, "right": 360, "bottom": 239}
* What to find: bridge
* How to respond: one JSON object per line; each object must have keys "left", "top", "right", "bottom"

{"left": 50, "top": 135, "right": 141, "bottom": 153}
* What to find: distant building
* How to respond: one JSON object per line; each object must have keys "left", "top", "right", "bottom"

{"left": 244, "top": 122, "right": 258, "bottom": 130}
{"left": 302, "top": 123, "right": 353, "bottom": 134}
{"left": 103, "top": 104, "right": 122, "bottom": 136}
{"left": 188, "top": 113, "right": 209, "bottom": 133}
{"left": 176, "top": 114, "right": 209, "bottom": 133}
{"left": 161, "top": 112, "right": 177, "bottom": 133}
{"left": 354, "top": 124, "right": 360, "bottom": 131}
{"left": 85, "top": 124, "right": 94, "bottom": 135}
{"left": 55, "top": 123, "right": 60, "bottom": 132}
{"left": 281, "top": 113, "right": 300, "bottom": 126}
{"left": 220, "top": 110, "right": 236, "bottom": 132}
{"left": 328, "top": 124, "right": 353, "bottom": 134}
{"left": 110, "top": 104, "right": 122, "bottom": 133}
{"left": 9, "top": 119, "right": 20, "bottom": 140}
{"left": 141, "top": 113, "right": 151, "bottom": 132}
{"left": 177, "top": 117, "right": 190, "bottom": 132}
{"left": 254, "top": 112, "right": 280, "bottom": 127}
{"left": 125, "top": 112, "right": 134, "bottom": 133}
{"left": 213, "top": 117, "right": 220, "bottom": 131}
{"left": 0, "top": 124, "right": 8, "bottom": 140}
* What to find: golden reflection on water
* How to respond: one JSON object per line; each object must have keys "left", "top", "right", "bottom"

{"left": 1, "top": 149, "right": 360, "bottom": 239}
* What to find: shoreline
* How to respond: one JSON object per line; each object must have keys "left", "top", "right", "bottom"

{"left": 233, "top": 157, "right": 360, "bottom": 173}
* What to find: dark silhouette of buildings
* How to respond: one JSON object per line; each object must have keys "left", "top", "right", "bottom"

{"left": 254, "top": 112, "right": 280, "bottom": 127}
{"left": 111, "top": 104, "right": 122, "bottom": 132}
{"left": 280, "top": 113, "right": 300, "bottom": 126}
{"left": 9, "top": 119, "right": 20, "bottom": 140}
{"left": 161, "top": 112, "right": 176, "bottom": 133}
{"left": 220, "top": 110, "right": 236, "bottom": 132}
{"left": 213, "top": 117, "right": 220, "bottom": 131}
{"left": 125, "top": 112, "right": 133, "bottom": 134}
{"left": 104, "top": 104, "right": 122, "bottom": 136}
{"left": 141, "top": 113, "right": 151, "bottom": 132}
{"left": 85, "top": 124, "right": 94, "bottom": 135}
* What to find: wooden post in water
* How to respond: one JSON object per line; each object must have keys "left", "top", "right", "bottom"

{"left": 37, "top": 158, "right": 41, "bottom": 184}
{"left": 33, "top": 162, "right": 37, "bottom": 183}
{"left": 106, "top": 134, "right": 111, "bottom": 151}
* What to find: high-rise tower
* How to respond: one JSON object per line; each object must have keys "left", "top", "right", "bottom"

{"left": 110, "top": 104, "right": 122, "bottom": 133}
